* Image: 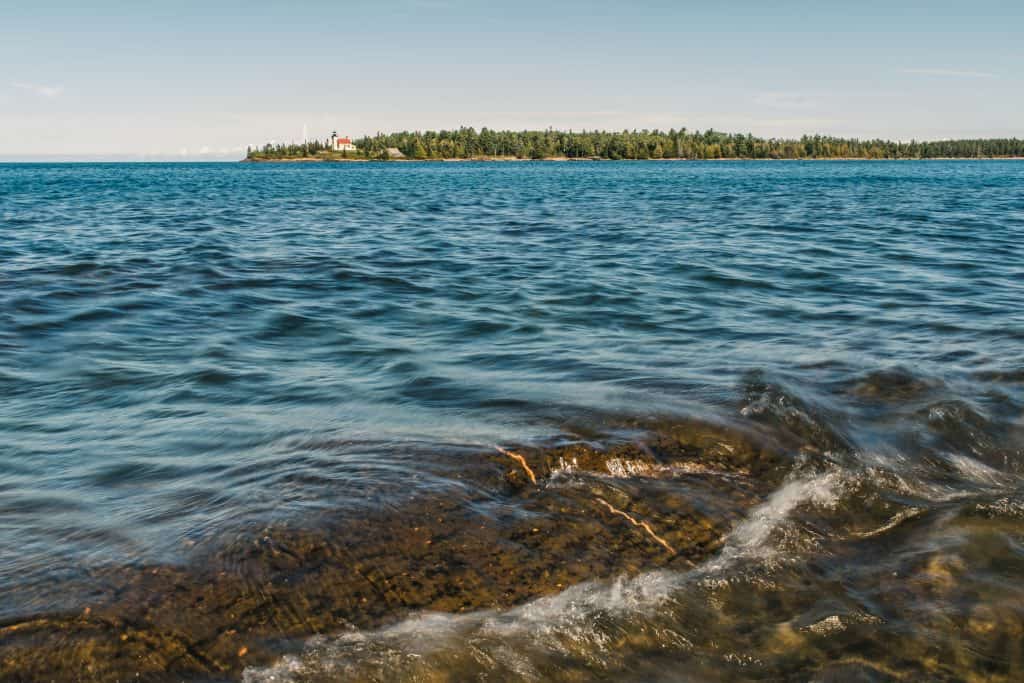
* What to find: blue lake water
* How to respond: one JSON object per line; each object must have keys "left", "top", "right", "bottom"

{"left": 2, "top": 160, "right": 1023, "bottom": 681}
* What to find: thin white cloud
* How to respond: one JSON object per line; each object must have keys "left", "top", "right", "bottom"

{"left": 11, "top": 81, "right": 64, "bottom": 97}
{"left": 901, "top": 68, "right": 997, "bottom": 79}
{"left": 752, "top": 92, "right": 817, "bottom": 109}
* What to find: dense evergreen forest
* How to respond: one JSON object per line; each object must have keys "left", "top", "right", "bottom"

{"left": 246, "top": 127, "right": 1024, "bottom": 161}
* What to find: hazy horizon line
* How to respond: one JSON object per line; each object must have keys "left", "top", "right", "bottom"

{"left": 5, "top": 128, "right": 1024, "bottom": 163}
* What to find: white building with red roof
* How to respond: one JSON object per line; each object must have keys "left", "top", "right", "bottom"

{"left": 330, "top": 132, "right": 357, "bottom": 152}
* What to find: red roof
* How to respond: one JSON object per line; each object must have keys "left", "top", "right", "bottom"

{"left": 336, "top": 137, "right": 351, "bottom": 145}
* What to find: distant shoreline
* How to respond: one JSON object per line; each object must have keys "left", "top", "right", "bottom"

{"left": 246, "top": 128, "right": 1024, "bottom": 163}
{"left": 241, "top": 156, "right": 1024, "bottom": 163}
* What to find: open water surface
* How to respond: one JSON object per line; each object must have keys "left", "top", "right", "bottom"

{"left": 2, "top": 160, "right": 1023, "bottom": 681}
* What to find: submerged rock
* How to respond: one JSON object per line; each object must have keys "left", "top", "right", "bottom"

{"left": 0, "top": 417, "right": 789, "bottom": 682}
{"left": 848, "top": 367, "right": 940, "bottom": 402}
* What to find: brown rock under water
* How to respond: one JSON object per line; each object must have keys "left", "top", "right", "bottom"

{"left": 0, "top": 418, "right": 790, "bottom": 682}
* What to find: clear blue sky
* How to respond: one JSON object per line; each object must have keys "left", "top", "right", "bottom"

{"left": 2, "top": 0, "right": 1021, "bottom": 160}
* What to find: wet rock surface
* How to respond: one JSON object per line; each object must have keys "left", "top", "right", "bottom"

{"left": 5, "top": 393, "right": 1023, "bottom": 683}
{"left": 0, "top": 419, "right": 788, "bottom": 682}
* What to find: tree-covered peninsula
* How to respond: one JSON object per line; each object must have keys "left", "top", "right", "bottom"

{"left": 245, "top": 127, "right": 1024, "bottom": 161}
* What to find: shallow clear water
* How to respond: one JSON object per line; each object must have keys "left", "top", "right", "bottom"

{"left": 2, "top": 160, "right": 1023, "bottom": 681}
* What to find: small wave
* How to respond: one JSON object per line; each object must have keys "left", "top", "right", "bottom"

{"left": 942, "top": 451, "right": 1010, "bottom": 486}
{"left": 847, "top": 367, "right": 941, "bottom": 402}
{"left": 242, "top": 570, "right": 685, "bottom": 683}
{"left": 702, "top": 469, "right": 846, "bottom": 572}
{"left": 740, "top": 375, "right": 853, "bottom": 456}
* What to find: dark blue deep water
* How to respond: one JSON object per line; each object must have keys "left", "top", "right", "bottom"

{"left": 2, "top": 161, "right": 1024, "bottom": 681}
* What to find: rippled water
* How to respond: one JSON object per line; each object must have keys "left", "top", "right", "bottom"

{"left": 2, "top": 161, "right": 1023, "bottom": 681}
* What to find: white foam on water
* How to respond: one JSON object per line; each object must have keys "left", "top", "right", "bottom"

{"left": 857, "top": 445, "right": 1013, "bottom": 504}
{"left": 547, "top": 455, "right": 746, "bottom": 486}
{"left": 974, "top": 495, "right": 1024, "bottom": 517}
{"left": 943, "top": 451, "right": 1008, "bottom": 486}
{"left": 242, "top": 570, "right": 684, "bottom": 682}
{"left": 701, "top": 469, "right": 845, "bottom": 573}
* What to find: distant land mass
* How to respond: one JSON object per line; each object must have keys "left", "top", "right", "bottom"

{"left": 245, "top": 127, "right": 1024, "bottom": 162}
